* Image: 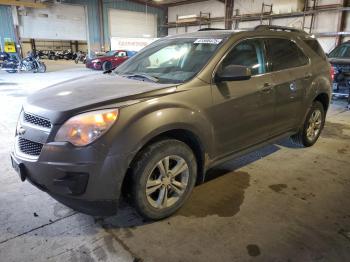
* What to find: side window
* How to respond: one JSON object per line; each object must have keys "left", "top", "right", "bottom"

{"left": 266, "top": 39, "right": 309, "bottom": 71}
{"left": 221, "top": 39, "right": 266, "bottom": 76}
{"left": 117, "top": 51, "right": 127, "bottom": 57}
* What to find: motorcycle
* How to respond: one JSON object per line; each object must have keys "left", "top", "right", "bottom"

{"left": 2, "top": 52, "right": 46, "bottom": 73}
{"left": 75, "top": 51, "right": 86, "bottom": 64}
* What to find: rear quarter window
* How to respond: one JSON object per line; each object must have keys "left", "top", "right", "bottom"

{"left": 266, "top": 38, "right": 309, "bottom": 72}
{"left": 303, "top": 39, "right": 327, "bottom": 60}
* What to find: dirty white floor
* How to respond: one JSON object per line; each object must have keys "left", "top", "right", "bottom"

{"left": 0, "top": 60, "right": 349, "bottom": 262}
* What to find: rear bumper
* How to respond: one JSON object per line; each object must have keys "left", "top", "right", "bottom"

{"left": 10, "top": 142, "right": 128, "bottom": 216}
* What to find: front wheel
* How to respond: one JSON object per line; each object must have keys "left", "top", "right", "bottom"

{"left": 130, "top": 139, "right": 197, "bottom": 220}
{"left": 291, "top": 101, "right": 325, "bottom": 147}
{"left": 102, "top": 61, "right": 112, "bottom": 71}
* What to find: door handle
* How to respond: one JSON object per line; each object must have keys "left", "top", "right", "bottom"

{"left": 261, "top": 82, "right": 273, "bottom": 93}
{"left": 304, "top": 73, "right": 312, "bottom": 79}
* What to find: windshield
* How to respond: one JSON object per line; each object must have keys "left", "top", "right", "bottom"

{"left": 329, "top": 44, "right": 350, "bottom": 58}
{"left": 114, "top": 37, "right": 225, "bottom": 84}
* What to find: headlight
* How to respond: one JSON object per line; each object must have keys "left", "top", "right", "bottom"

{"left": 55, "top": 109, "right": 119, "bottom": 146}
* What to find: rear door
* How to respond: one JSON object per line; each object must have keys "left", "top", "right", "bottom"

{"left": 210, "top": 38, "right": 276, "bottom": 157}
{"left": 265, "top": 38, "right": 311, "bottom": 136}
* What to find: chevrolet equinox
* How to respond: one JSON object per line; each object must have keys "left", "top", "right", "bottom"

{"left": 11, "top": 26, "right": 332, "bottom": 220}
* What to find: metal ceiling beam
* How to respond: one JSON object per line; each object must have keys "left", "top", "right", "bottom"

{"left": 164, "top": 0, "right": 212, "bottom": 7}
{"left": 0, "top": 0, "right": 46, "bottom": 8}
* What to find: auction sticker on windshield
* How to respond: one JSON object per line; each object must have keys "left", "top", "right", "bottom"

{"left": 194, "top": 39, "right": 222, "bottom": 45}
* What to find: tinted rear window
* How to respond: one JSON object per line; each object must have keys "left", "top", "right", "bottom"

{"left": 266, "top": 38, "right": 309, "bottom": 71}
{"left": 304, "top": 39, "right": 326, "bottom": 59}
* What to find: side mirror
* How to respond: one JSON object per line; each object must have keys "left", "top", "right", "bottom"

{"left": 215, "top": 65, "right": 252, "bottom": 82}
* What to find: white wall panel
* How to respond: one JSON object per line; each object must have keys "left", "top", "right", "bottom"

{"left": 318, "top": 37, "right": 338, "bottom": 53}
{"left": 168, "top": 0, "right": 345, "bottom": 52}
{"left": 109, "top": 9, "right": 157, "bottom": 38}
{"left": 19, "top": 4, "right": 87, "bottom": 41}
{"left": 168, "top": 0, "right": 224, "bottom": 23}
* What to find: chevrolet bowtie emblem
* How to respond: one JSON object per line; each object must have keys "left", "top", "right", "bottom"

{"left": 18, "top": 127, "right": 26, "bottom": 136}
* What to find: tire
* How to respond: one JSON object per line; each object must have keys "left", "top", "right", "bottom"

{"left": 291, "top": 101, "right": 325, "bottom": 147}
{"left": 130, "top": 139, "right": 197, "bottom": 220}
{"left": 102, "top": 61, "right": 112, "bottom": 71}
{"left": 37, "top": 63, "right": 46, "bottom": 73}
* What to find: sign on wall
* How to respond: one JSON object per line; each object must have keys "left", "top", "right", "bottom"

{"left": 110, "top": 37, "right": 157, "bottom": 51}
{"left": 4, "top": 38, "right": 16, "bottom": 53}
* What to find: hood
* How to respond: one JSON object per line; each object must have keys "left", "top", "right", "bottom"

{"left": 25, "top": 74, "right": 176, "bottom": 122}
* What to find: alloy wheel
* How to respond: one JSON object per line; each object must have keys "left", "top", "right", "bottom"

{"left": 145, "top": 155, "right": 189, "bottom": 209}
{"left": 306, "top": 109, "right": 323, "bottom": 141}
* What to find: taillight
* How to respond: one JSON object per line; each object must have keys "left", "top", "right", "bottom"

{"left": 330, "top": 65, "right": 335, "bottom": 81}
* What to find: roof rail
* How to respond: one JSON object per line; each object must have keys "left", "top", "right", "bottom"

{"left": 254, "top": 25, "right": 306, "bottom": 34}
{"left": 198, "top": 28, "right": 224, "bottom": 31}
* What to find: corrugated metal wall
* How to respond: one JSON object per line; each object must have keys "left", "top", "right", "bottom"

{"left": 1, "top": 1, "right": 166, "bottom": 54}
{"left": 0, "top": 5, "right": 17, "bottom": 52}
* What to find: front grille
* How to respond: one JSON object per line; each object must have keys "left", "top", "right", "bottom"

{"left": 23, "top": 112, "right": 51, "bottom": 129}
{"left": 18, "top": 137, "right": 43, "bottom": 156}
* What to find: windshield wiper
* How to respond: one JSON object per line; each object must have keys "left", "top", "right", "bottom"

{"left": 122, "top": 73, "right": 159, "bottom": 83}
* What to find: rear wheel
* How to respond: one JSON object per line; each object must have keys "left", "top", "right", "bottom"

{"left": 291, "top": 101, "right": 325, "bottom": 147}
{"left": 130, "top": 139, "right": 197, "bottom": 220}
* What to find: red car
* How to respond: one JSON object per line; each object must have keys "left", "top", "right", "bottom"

{"left": 86, "top": 50, "right": 136, "bottom": 71}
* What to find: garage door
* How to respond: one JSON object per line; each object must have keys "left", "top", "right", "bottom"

{"left": 18, "top": 4, "right": 87, "bottom": 41}
{"left": 109, "top": 9, "right": 157, "bottom": 38}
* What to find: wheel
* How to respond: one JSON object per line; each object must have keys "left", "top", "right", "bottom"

{"left": 37, "top": 63, "right": 46, "bottom": 73}
{"left": 291, "top": 101, "right": 325, "bottom": 147}
{"left": 102, "top": 61, "right": 112, "bottom": 71}
{"left": 75, "top": 59, "right": 78, "bottom": 64}
{"left": 130, "top": 139, "right": 197, "bottom": 220}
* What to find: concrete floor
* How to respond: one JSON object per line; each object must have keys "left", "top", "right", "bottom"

{"left": 0, "top": 60, "right": 350, "bottom": 262}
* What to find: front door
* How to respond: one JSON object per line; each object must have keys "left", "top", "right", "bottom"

{"left": 210, "top": 38, "right": 276, "bottom": 158}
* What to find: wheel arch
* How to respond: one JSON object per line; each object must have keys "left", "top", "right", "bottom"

{"left": 313, "top": 92, "right": 330, "bottom": 113}
{"left": 121, "top": 128, "right": 206, "bottom": 198}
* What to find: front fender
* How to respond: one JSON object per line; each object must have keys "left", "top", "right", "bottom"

{"left": 113, "top": 105, "right": 213, "bottom": 165}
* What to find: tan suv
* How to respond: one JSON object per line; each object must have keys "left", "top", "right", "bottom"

{"left": 11, "top": 25, "right": 332, "bottom": 220}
